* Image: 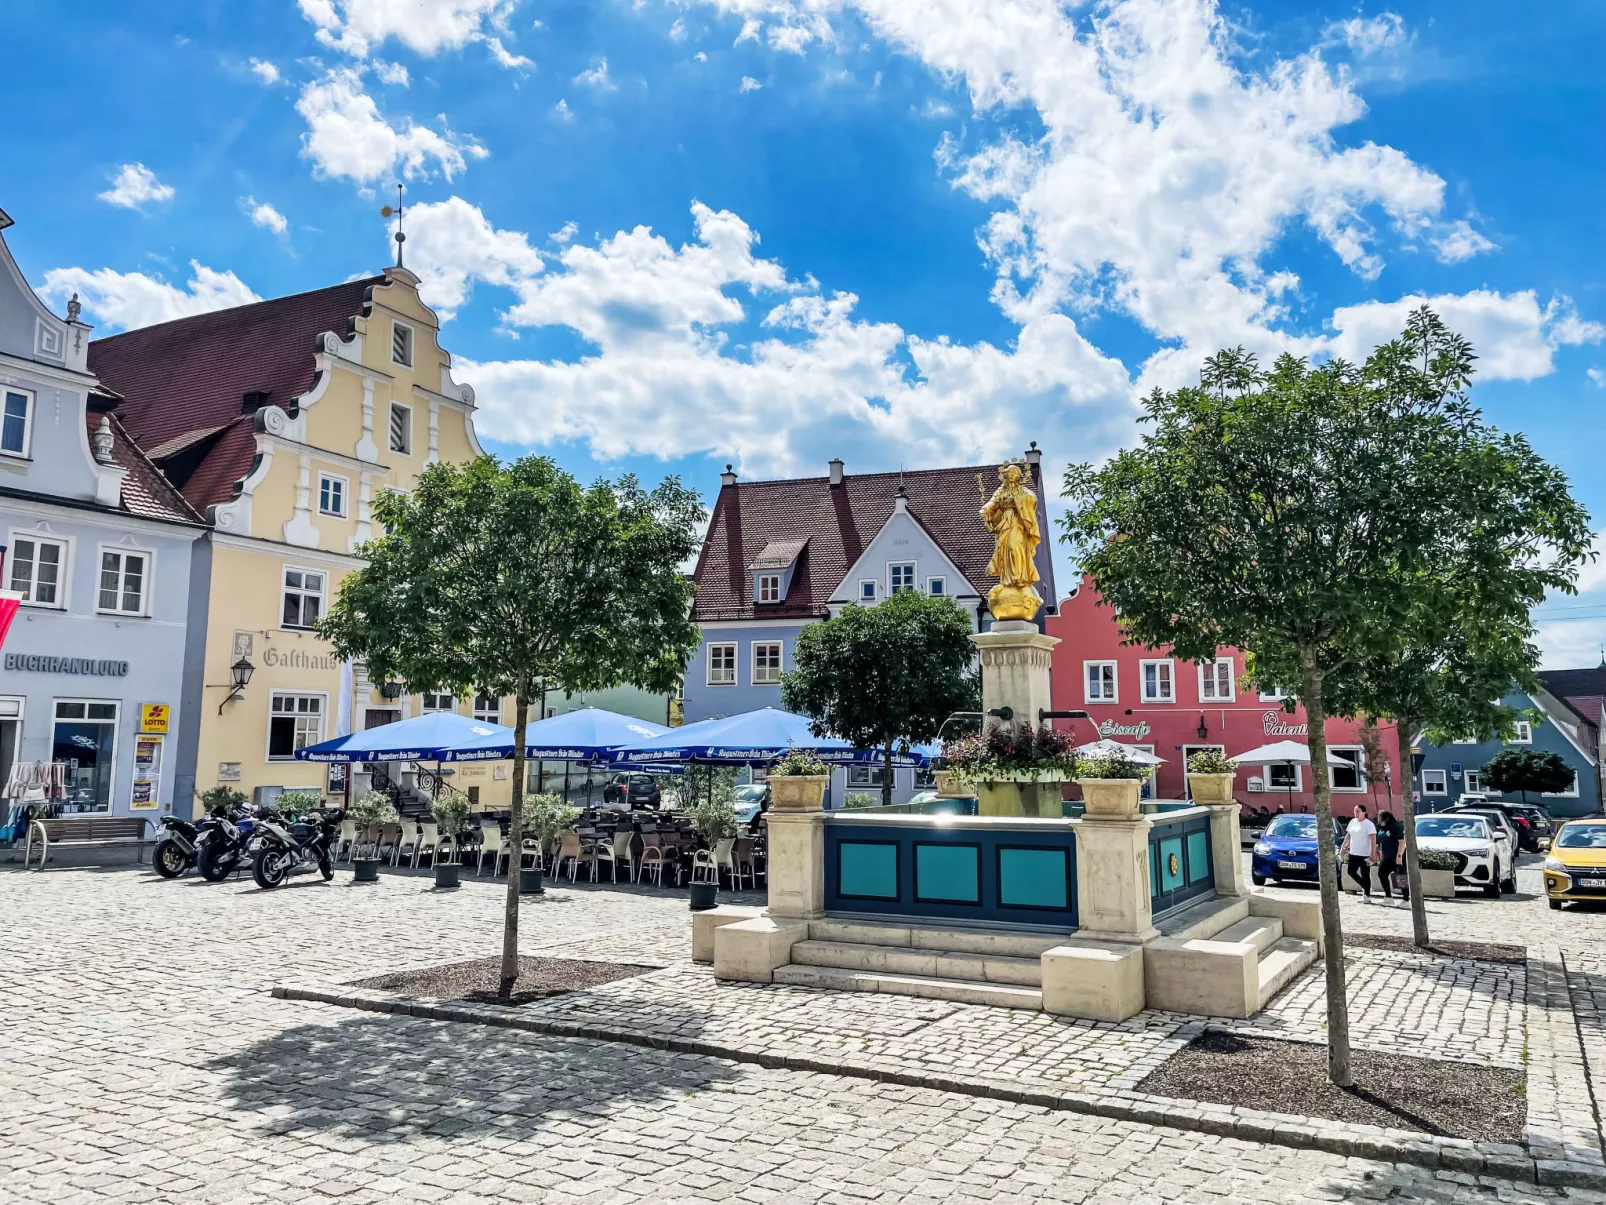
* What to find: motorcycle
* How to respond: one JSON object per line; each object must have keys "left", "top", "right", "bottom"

{"left": 195, "top": 804, "right": 255, "bottom": 882}
{"left": 250, "top": 806, "right": 344, "bottom": 889}
{"left": 151, "top": 814, "right": 201, "bottom": 879}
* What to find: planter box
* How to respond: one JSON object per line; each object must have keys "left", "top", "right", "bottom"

{"left": 977, "top": 781, "right": 1063, "bottom": 818}
{"left": 1075, "top": 778, "right": 1143, "bottom": 821}
{"left": 932, "top": 770, "right": 968, "bottom": 799}
{"left": 434, "top": 862, "right": 460, "bottom": 890}
{"left": 1420, "top": 868, "right": 1457, "bottom": 898}
{"left": 519, "top": 866, "right": 544, "bottom": 895}
{"left": 770, "top": 774, "right": 828, "bottom": 813}
{"left": 1186, "top": 773, "right": 1236, "bottom": 806}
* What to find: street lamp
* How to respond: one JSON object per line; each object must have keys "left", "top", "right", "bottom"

{"left": 219, "top": 656, "right": 255, "bottom": 713}
{"left": 1196, "top": 715, "right": 1209, "bottom": 741}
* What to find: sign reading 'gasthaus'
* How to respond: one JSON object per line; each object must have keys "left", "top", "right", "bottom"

{"left": 4, "top": 653, "right": 130, "bottom": 676}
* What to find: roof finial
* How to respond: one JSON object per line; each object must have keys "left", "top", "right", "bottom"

{"left": 66, "top": 292, "right": 82, "bottom": 323}
{"left": 380, "top": 184, "right": 405, "bottom": 268}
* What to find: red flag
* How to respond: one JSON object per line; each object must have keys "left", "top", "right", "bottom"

{"left": 0, "top": 591, "right": 19, "bottom": 651}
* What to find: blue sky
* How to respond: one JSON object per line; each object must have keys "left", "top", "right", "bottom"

{"left": 5, "top": 0, "right": 1604, "bottom": 664}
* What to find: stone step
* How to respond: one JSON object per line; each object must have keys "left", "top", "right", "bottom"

{"left": 1212, "top": 915, "right": 1284, "bottom": 955}
{"left": 773, "top": 962, "right": 1044, "bottom": 1010}
{"left": 1155, "top": 894, "right": 1250, "bottom": 940}
{"left": 1257, "top": 936, "right": 1319, "bottom": 1008}
{"left": 790, "top": 939, "right": 1043, "bottom": 986}
{"left": 808, "top": 918, "right": 1065, "bottom": 959}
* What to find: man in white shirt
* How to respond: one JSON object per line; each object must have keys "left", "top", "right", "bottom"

{"left": 1343, "top": 804, "right": 1379, "bottom": 900}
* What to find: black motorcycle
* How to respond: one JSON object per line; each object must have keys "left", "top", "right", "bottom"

{"left": 151, "top": 814, "right": 201, "bottom": 878}
{"left": 250, "top": 807, "right": 344, "bottom": 889}
{"left": 195, "top": 804, "right": 254, "bottom": 882}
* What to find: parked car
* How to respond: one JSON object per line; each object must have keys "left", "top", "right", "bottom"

{"left": 734, "top": 784, "right": 769, "bottom": 827}
{"left": 1250, "top": 813, "right": 1342, "bottom": 886}
{"left": 1455, "top": 797, "right": 1552, "bottom": 851}
{"left": 602, "top": 772, "right": 661, "bottom": 811}
{"left": 1443, "top": 805, "right": 1522, "bottom": 867}
{"left": 1414, "top": 813, "right": 1514, "bottom": 897}
{"left": 1542, "top": 817, "right": 1606, "bottom": 910}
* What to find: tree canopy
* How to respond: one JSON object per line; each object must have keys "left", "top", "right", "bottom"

{"left": 781, "top": 590, "right": 979, "bottom": 805}
{"left": 1481, "top": 747, "right": 1576, "bottom": 802}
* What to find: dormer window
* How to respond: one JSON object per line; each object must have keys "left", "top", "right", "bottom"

{"left": 757, "top": 574, "right": 780, "bottom": 604}
{"left": 391, "top": 320, "right": 414, "bottom": 368}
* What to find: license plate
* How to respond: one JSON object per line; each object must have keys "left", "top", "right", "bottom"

{"left": 1278, "top": 860, "right": 1307, "bottom": 870}
{"left": 1581, "top": 878, "right": 1606, "bottom": 888}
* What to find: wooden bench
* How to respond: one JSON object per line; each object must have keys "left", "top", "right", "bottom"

{"left": 23, "top": 816, "right": 150, "bottom": 871}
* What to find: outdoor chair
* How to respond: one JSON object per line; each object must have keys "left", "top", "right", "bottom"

{"left": 477, "top": 821, "right": 508, "bottom": 876}
{"left": 586, "top": 833, "right": 618, "bottom": 882}
{"left": 553, "top": 832, "right": 585, "bottom": 881}
{"left": 391, "top": 820, "right": 418, "bottom": 866}
{"left": 690, "top": 847, "right": 718, "bottom": 886}
{"left": 607, "top": 830, "right": 634, "bottom": 883}
{"left": 732, "top": 837, "right": 759, "bottom": 890}
{"left": 335, "top": 818, "right": 357, "bottom": 863}
{"left": 637, "top": 832, "right": 670, "bottom": 886}
{"left": 407, "top": 821, "right": 439, "bottom": 868}
{"left": 375, "top": 823, "right": 402, "bottom": 864}
{"left": 352, "top": 823, "right": 380, "bottom": 862}
{"left": 713, "top": 837, "right": 737, "bottom": 888}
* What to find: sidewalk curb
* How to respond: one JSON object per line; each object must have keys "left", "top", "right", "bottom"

{"left": 271, "top": 980, "right": 1606, "bottom": 1190}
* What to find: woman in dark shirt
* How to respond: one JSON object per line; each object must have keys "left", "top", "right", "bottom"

{"left": 1376, "top": 811, "right": 1404, "bottom": 900}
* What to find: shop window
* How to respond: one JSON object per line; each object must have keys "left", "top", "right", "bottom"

{"left": 388, "top": 403, "right": 412, "bottom": 454}
{"left": 1140, "top": 659, "right": 1173, "bottom": 703}
{"left": 97, "top": 549, "right": 149, "bottom": 616}
{"left": 889, "top": 563, "right": 916, "bottom": 594}
{"left": 318, "top": 473, "right": 347, "bottom": 517}
{"left": 472, "top": 694, "right": 501, "bottom": 723}
{"left": 1200, "top": 657, "right": 1235, "bottom": 701}
{"left": 9, "top": 534, "right": 67, "bottom": 607}
{"left": 1421, "top": 769, "right": 1447, "bottom": 796}
{"left": 1084, "top": 660, "right": 1117, "bottom": 703}
{"left": 281, "top": 567, "right": 325, "bottom": 629}
{"left": 1329, "top": 747, "right": 1365, "bottom": 792}
{"left": 752, "top": 641, "right": 783, "bottom": 684}
{"left": 707, "top": 642, "right": 737, "bottom": 685}
{"left": 2, "top": 388, "right": 32, "bottom": 456}
{"left": 268, "top": 694, "right": 323, "bottom": 760}
{"left": 54, "top": 700, "right": 118, "bottom": 813}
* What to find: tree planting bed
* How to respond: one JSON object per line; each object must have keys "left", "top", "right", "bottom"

{"left": 353, "top": 956, "right": 657, "bottom": 1006}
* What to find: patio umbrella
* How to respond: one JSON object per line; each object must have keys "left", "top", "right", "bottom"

{"left": 1232, "top": 739, "right": 1348, "bottom": 812}
{"left": 293, "top": 711, "right": 515, "bottom": 763}
{"left": 442, "top": 707, "right": 670, "bottom": 763}
{"left": 614, "top": 707, "right": 923, "bottom": 766}
{"left": 1074, "top": 739, "right": 1165, "bottom": 765}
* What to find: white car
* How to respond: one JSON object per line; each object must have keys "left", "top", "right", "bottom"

{"left": 1445, "top": 805, "right": 1521, "bottom": 869}
{"left": 1414, "top": 813, "right": 1513, "bottom": 897}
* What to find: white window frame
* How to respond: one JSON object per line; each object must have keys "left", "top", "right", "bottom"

{"left": 280, "top": 565, "right": 327, "bottom": 631}
{"left": 1420, "top": 769, "right": 1447, "bottom": 797}
{"left": 1266, "top": 761, "right": 1302, "bottom": 791}
{"left": 471, "top": 693, "right": 501, "bottom": 724}
{"left": 1463, "top": 770, "right": 1482, "bottom": 795}
{"left": 266, "top": 692, "right": 326, "bottom": 761}
{"left": 1328, "top": 746, "right": 1366, "bottom": 793}
{"left": 1542, "top": 771, "right": 1580, "bottom": 799}
{"left": 858, "top": 580, "right": 876, "bottom": 602}
{"left": 317, "top": 472, "right": 349, "bottom": 518}
{"left": 1259, "top": 688, "right": 1287, "bottom": 703}
{"left": 1199, "top": 657, "right": 1236, "bottom": 702}
{"left": 756, "top": 574, "right": 781, "bottom": 604}
{"left": 1510, "top": 720, "right": 1533, "bottom": 745}
{"left": 390, "top": 319, "right": 415, "bottom": 368}
{"left": 1139, "top": 658, "right": 1174, "bottom": 703}
{"left": 751, "top": 640, "right": 783, "bottom": 685}
{"left": 94, "top": 544, "right": 153, "bottom": 617}
{"left": 388, "top": 402, "right": 413, "bottom": 455}
{"left": 52, "top": 698, "right": 120, "bottom": 813}
{"left": 420, "top": 692, "right": 455, "bottom": 713}
{"left": 888, "top": 562, "right": 916, "bottom": 595}
{"left": 1, "top": 386, "right": 34, "bottom": 459}
{"left": 847, "top": 764, "right": 892, "bottom": 788}
{"left": 707, "top": 642, "right": 737, "bottom": 686}
{"left": 1083, "top": 660, "right": 1118, "bottom": 704}
{"left": 927, "top": 576, "right": 946, "bottom": 597}
{"left": 7, "top": 530, "right": 71, "bottom": 610}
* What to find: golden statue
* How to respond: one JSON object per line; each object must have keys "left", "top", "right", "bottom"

{"left": 979, "top": 461, "right": 1042, "bottom": 621}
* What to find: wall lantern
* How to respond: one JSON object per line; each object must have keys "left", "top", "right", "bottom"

{"left": 380, "top": 680, "right": 405, "bottom": 700}
{"left": 1196, "top": 714, "right": 1209, "bottom": 741}
{"left": 218, "top": 656, "right": 255, "bottom": 714}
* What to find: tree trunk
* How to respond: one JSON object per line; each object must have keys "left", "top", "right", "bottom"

{"left": 535, "top": 683, "right": 547, "bottom": 795}
{"left": 1395, "top": 719, "right": 1429, "bottom": 947}
{"left": 882, "top": 740, "right": 894, "bottom": 808}
{"left": 500, "top": 691, "right": 529, "bottom": 999}
{"left": 1300, "top": 649, "right": 1353, "bottom": 1088}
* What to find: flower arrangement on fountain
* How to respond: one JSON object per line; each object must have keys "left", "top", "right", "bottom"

{"left": 941, "top": 723, "right": 1080, "bottom": 787}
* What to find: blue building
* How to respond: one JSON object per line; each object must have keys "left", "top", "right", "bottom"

{"left": 0, "top": 206, "right": 211, "bottom": 819}
{"left": 684, "top": 451, "right": 1056, "bottom": 805}
{"left": 1416, "top": 685, "right": 1601, "bottom": 819}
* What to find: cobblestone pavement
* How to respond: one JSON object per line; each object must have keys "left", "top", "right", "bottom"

{"left": 3, "top": 863, "right": 1602, "bottom": 1204}
{"left": 1563, "top": 947, "right": 1606, "bottom": 1149}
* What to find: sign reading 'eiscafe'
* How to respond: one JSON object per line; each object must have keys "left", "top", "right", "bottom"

{"left": 4, "top": 653, "right": 129, "bottom": 676}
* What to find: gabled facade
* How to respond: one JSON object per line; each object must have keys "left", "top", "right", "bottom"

{"left": 684, "top": 449, "right": 1055, "bottom": 805}
{"left": 0, "top": 206, "right": 210, "bottom": 818}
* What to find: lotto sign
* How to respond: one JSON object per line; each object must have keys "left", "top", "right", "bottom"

{"left": 140, "top": 703, "right": 171, "bottom": 734}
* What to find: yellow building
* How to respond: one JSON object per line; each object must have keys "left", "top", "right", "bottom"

{"left": 90, "top": 266, "right": 495, "bottom": 810}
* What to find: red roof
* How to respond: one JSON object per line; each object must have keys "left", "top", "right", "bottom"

{"left": 90, "top": 412, "right": 206, "bottom": 525}
{"left": 87, "top": 277, "right": 384, "bottom": 512}
{"left": 691, "top": 460, "right": 1055, "bottom": 622}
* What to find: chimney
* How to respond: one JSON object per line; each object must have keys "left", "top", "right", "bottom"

{"left": 892, "top": 485, "right": 908, "bottom": 514}
{"left": 1024, "top": 441, "right": 1042, "bottom": 467}
{"left": 828, "top": 458, "right": 844, "bottom": 487}
{"left": 720, "top": 463, "right": 738, "bottom": 488}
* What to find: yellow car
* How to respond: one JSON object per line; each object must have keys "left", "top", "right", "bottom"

{"left": 1544, "top": 818, "right": 1606, "bottom": 910}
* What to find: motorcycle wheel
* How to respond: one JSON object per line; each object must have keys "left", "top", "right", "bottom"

{"left": 152, "top": 838, "right": 189, "bottom": 879}
{"left": 252, "top": 846, "right": 290, "bottom": 890}
{"left": 197, "top": 846, "right": 238, "bottom": 883}
{"left": 318, "top": 852, "right": 334, "bottom": 881}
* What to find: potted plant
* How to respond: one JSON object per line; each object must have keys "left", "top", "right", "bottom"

{"left": 943, "top": 725, "right": 1079, "bottom": 817}
{"left": 1416, "top": 847, "right": 1458, "bottom": 898}
{"left": 1184, "top": 749, "right": 1238, "bottom": 805}
{"left": 768, "top": 749, "right": 831, "bottom": 812}
{"left": 520, "top": 793, "right": 579, "bottom": 894}
{"left": 198, "top": 785, "right": 248, "bottom": 820}
{"left": 431, "top": 795, "right": 473, "bottom": 889}
{"left": 349, "top": 791, "right": 398, "bottom": 882}
{"left": 843, "top": 792, "right": 878, "bottom": 810}
{"left": 686, "top": 795, "right": 739, "bottom": 910}
{"left": 1073, "top": 750, "right": 1151, "bottom": 820}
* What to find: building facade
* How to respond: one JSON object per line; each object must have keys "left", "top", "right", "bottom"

{"left": 90, "top": 266, "right": 486, "bottom": 811}
{"left": 685, "top": 451, "right": 1057, "bottom": 805}
{"left": 1046, "top": 577, "right": 1391, "bottom": 812}
{"left": 0, "top": 207, "right": 210, "bottom": 819}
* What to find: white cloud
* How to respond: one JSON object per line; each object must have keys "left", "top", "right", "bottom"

{"left": 550, "top": 220, "right": 578, "bottom": 244}
{"left": 1433, "top": 220, "right": 1496, "bottom": 264}
{"left": 486, "top": 37, "right": 532, "bottom": 68}
{"left": 298, "top": 0, "right": 523, "bottom": 60}
{"left": 397, "top": 196, "right": 545, "bottom": 320}
{"left": 296, "top": 68, "right": 487, "bottom": 183}
{"left": 552, "top": 98, "right": 574, "bottom": 121}
{"left": 695, "top": 51, "right": 708, "bottom": 62}
{"left": 1588, "top": 367, "right": 1606, "bottom": 388}
{"left": 739, "top": 75, "right": 761, "bottom": 92}
{"left": 98, "top": 163, "right": 175, "bottom": 210}
{"left": 374, "top": 59, "right": 410, "bottom": 85}
{"left": 240, "top": 196, "right": 289, "bottom": 235}
{"left": 573, "top": 58, "right": 615, "bottom": 89}
{"left": 669, "top": 18, "right": 689, "bottom": 41}
{"left": 1328, "top": 13, "right": 1408, "bottom": 57}
{"left": 41, "top": 262, "right": 260, "bottom": 333}
{"left": 249, "top": 58, "right": 282, "bottom": 84}
{"left": 735, "top": 17, "right": 762, "bottom": 44}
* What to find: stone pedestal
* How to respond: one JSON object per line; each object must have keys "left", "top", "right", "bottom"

{"left": 764, "top": 809, "right": 827, "bottom": 920}
{"left": 970, "top": 620, "right": 1058, "bottom": 729}
{"left": 1073, "top": 815, "right": 1158, "bottom": 944}
{"left": 977, "top": 781, "right": 1063, "bottom": 817}
{"left": 1204, "top": 803, "right": 1248, "bottom": 897}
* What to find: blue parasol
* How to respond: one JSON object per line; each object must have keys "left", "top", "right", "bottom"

{"left": 442, "top": 707, "right": 671, "bottom": 763}
{"left": 614, "top": 707, "right": 926, "bottom": 766}
{"left": 293, "top": 711, "right": 515, "bottom": 763}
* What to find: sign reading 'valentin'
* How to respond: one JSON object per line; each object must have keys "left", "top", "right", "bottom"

{"left": 1262, "top": 710, "right": 1308, "bottom": 737}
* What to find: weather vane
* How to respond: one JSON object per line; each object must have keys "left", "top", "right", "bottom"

{"left": 379, "top": 183, "right": 405, "bottom": 268}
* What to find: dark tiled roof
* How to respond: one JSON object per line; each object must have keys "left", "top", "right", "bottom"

{"left": 1539, "top": 667, "right": 1606, "bottom": 701}
{"left": 1563, "top": 696, "right": 1604, "bottom": 727}
{"left": 84, "top": 412, "right": 206, "bottom": 525}
{"left": 88, "top": 277, "right": 384, "bottom": 512}
{"left": 692, "top": 460, "right": 1055, "bottom": 622}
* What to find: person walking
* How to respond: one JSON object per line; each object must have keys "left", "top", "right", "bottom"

{"left": 1341, "top": 803, "right": 1379, "bottom": 901}
{"left": 1376, "top": 809, "right": 1405, "bottom": 903}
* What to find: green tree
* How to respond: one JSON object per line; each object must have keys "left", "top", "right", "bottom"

{"left": 1060, "top": 310, "right": 1536, "bottom": 1086}
{"left": 1482, "top": 747, "right": 1576, "bottom": 802}
{"left": 781, "top": 590, "right": 979, "bottom": 806}
{"left": 319, "top": 455, "right": 701, "bottom": 997}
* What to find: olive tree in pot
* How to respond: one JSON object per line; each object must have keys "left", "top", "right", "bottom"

{"left": 431, "top": 795, "right": 473, "bottom": 889}
{"left": 521, "top": 793, "right": 579, "bottom": 894}
{"left": 687, "top": 795, "right": 739, "bottom": 910}
{"left": 349, "top": 791, "right": 398, "bottom": 882}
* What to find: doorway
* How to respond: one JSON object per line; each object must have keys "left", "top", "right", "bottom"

{"left": 364, "top": 709, "right": 401, "bottom": 729}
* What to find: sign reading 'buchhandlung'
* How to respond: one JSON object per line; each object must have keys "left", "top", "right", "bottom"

{"left": 4, "top": 653, "right": 130, "bottom": 676}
